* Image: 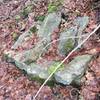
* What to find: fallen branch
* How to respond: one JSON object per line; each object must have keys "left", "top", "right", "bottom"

{"left": 33, "top": 24, "right": 100, "bottom": 100}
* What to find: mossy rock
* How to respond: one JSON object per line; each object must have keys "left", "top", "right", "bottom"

{"left": 48, "top": 62, "right": 64, "bottom": 74}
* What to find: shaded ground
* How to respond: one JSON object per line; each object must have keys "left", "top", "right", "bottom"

{"left": 0, "top": 0, "right": 100, "bottom": 100}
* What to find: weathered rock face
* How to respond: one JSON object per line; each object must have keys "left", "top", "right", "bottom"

{"left": 4, "top": 12, "right": 91, "bottom": 85}
{"left": 54, "top": 55, "right": 92, "bottom": 85}
{"left": 37, "top": 12, "right": 61, "bottom": 42}
{"left": 58, "top": 16, "right": 89, "bottom": 56}
{"left": 58, "top": 26, "right": 77, "bottom": 56}
{"left": 5, "top": 49, "right": 92, "bottom": 85}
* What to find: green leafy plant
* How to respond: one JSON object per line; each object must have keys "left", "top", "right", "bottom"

{"left": 47, "top": 0, "right": 63, "bottom": 13}
{"left": 48, "top": 4, "right": 57, "bottom": 13}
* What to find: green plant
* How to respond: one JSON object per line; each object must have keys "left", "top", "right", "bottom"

{"left": 48, "top": 62, "right": 64, "bottom": 74}
{"left": 47, "top": 0, "right": 63, "bottom": 13}
{"left": 30, "top": 26, "right": 37, "bottom": 33}
{"left": 15, "top": 15, "right": 21, "bottom": 21}
{"left": 48, "top": 4, "right": 57, "bottom": 13}
{"left": 11, "top": 32, "right": 18, "bottom": 40}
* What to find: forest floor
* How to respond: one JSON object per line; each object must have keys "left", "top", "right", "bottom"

{"left": 0, "top": 0, "right": 100, "bottom": 100}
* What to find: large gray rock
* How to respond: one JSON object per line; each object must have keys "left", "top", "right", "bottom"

{"left": 54, "top": 55, "right": 92, "bottom": 85}
{"left": 13, "top": 41, "right": 48, "bottom": 62}
{"left": 4, "top": 14, "right": 91, "bottom": 85}
{"left": 28, "top": 62, "right": 51, "bottom": 79}
{"left": 58, "top": 26, "right": 77, "bottom": 56}
{"left": 37, "top": 12, "right": 61, "bottom": 42}
{"left": 11, "top": 12, "right": 61, "bottom": 60}
{"left": 11, "top": 31, "right": 33, "bottom": 49}
{"left": 57, "top": 16, "right": 89, "bottom": 56}
{"left": 4, "top": 49, "right": 92, "bottom": 84}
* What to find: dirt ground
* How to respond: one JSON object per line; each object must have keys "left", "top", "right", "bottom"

{"left": 0, "top": 0, "right": 100, "bottom": 100}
